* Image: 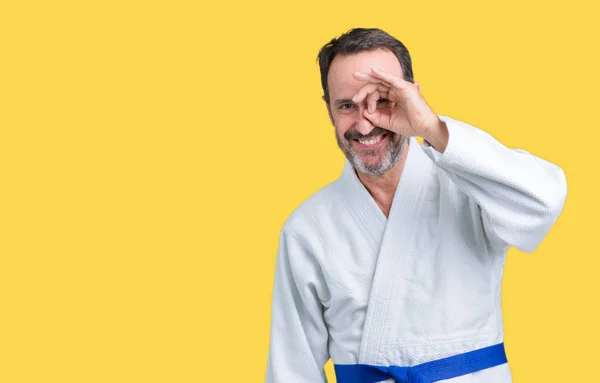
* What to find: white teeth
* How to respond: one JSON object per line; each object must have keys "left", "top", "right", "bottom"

{"left": 358, "top": 136, "right": 383, "bottom": 145}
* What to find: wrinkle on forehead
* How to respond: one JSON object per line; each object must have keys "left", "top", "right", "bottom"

{"left": 327, "top": 49, "right": 404, "bottom": 99}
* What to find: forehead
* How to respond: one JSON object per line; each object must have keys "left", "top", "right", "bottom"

{"left": 327, "top": 49, "right": 403, "bottom": 99}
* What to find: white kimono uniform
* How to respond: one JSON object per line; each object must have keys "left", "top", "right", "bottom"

{"left": 266, "top": 116, "right": 567, "bottom": 382}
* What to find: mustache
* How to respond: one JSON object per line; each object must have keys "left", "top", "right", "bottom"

{"left": 344, "top": 127, "right": 391, "bottom": 141}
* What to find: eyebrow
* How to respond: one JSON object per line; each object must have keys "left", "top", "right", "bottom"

{"left": 334, "top": 99, "right": 354, "bottom": 107}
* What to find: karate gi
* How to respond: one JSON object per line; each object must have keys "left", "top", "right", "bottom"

{"left": 266, "top": 115, "right": 567, "bottom": 382}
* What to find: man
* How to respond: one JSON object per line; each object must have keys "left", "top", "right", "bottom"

{"left": 266, "top": 28, "right": 567, "bottom": 383}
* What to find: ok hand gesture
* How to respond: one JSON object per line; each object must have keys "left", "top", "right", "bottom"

{"left": 352, "top": 68, "right": 445, "bottom": 146}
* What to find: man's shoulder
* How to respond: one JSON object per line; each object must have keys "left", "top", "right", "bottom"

{"left": 281, "top": 178, "right": 341, "bottom": 236}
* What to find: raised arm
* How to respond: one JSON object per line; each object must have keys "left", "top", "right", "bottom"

{"left": 421, "top": 116, "right": 567, "bottom": 253}
{"left": 351, "top": 67, "right": 567, "bottom": 253}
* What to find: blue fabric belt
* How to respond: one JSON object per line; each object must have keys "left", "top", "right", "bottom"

{"left": 334, "top": 343, "right": 507, "bottom": 383}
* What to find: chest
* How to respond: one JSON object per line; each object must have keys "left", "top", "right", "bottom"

{"left": 318, "top": 190, "right": 500, "bottom": 342}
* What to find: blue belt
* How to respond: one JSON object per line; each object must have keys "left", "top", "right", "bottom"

{"left": 334, "top": 342, "right": 507, "bottom": 383}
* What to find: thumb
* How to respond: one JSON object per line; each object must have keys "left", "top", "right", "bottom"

{"left": 364, "top": 109, "right": 390, "bottom": 131}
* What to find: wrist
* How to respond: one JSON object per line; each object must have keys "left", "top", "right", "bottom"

{"left": 423, "top": 118, "right": 449, "bottom": 153}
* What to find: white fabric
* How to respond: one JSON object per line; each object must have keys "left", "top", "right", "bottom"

{"left": 266, "top": 115, "right": 567, "bottom": 383}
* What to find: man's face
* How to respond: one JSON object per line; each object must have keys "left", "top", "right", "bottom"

{"left": 325, "top": 49, "right": 407, "bottom": 176}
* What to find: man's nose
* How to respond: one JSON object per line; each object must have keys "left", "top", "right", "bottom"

{"left": 355, "top": 106, "right": 375, "bottom": 135}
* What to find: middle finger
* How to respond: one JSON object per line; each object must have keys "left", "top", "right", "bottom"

{"left": 352, "top": 82, "right": 390, "bottom": 104}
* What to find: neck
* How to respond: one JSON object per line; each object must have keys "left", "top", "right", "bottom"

{"left": 355, "top": 139, "right": 410, "bottom": 218}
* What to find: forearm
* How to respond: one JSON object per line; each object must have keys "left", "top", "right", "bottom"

{"left": 421, "top": 115, "right": 567, "bottom": 252}
{"left": 422, "top": 117, "right": 449, "bottom": 154}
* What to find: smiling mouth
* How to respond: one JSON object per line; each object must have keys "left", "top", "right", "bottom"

{"left": 354, "top": 133, "right": 388, "bottom": 148}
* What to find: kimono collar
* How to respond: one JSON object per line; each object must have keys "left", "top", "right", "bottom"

{"left": 336, "top": 137, "right": 431, "bottom": 248}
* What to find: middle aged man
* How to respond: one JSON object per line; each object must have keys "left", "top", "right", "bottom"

{"left": 266, "top": 28, "right": 567, "bottom": 383}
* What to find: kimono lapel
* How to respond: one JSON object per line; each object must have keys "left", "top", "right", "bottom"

{"left": 349, "top": 137, "right": 434, "bottom": 364}
{"left": 336, "top": 156, "right": 388, "bottom": 254}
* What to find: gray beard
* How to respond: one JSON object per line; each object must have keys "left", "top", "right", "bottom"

{"left": 336, "top": 132, "right": 408, "bottom": 176}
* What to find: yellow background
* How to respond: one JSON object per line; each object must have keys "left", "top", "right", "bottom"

{"left": 1, "top": 0, "right": 598, "bottom": 381}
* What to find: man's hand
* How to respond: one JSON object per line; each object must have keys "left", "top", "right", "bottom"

{"left": 352, "top": 67, "right": 448, "bottom": 152}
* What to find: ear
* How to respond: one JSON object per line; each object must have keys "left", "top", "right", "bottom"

{"left": 415, "top": 81, "right": 420, "bottom": 92}
{"left": 323, "top": 95, "right": 334, "bottom": 126}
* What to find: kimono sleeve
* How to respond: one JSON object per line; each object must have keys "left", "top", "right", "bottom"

{"left": 422, "top": 115, "right": 567, "bottom": 253}
{"left": 266, "top": 226, "right": 330, "bottom": 383}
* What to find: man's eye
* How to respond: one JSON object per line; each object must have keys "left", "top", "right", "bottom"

{"left": 339, "top": 104, "right": 354, "bottom": 110}
{"left": 377, "top": 98, "right": 391, "bottom": 104}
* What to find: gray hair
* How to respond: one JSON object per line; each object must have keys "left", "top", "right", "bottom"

{"left": 317, "top": 28, "right": 414, "bottom": 103}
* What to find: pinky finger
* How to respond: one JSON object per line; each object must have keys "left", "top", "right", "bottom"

{"left": 353, "top": 72, "right": 393, "bottom": 88}
{"left": 370, "top": 68, "right": 409, "bottom": 89}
